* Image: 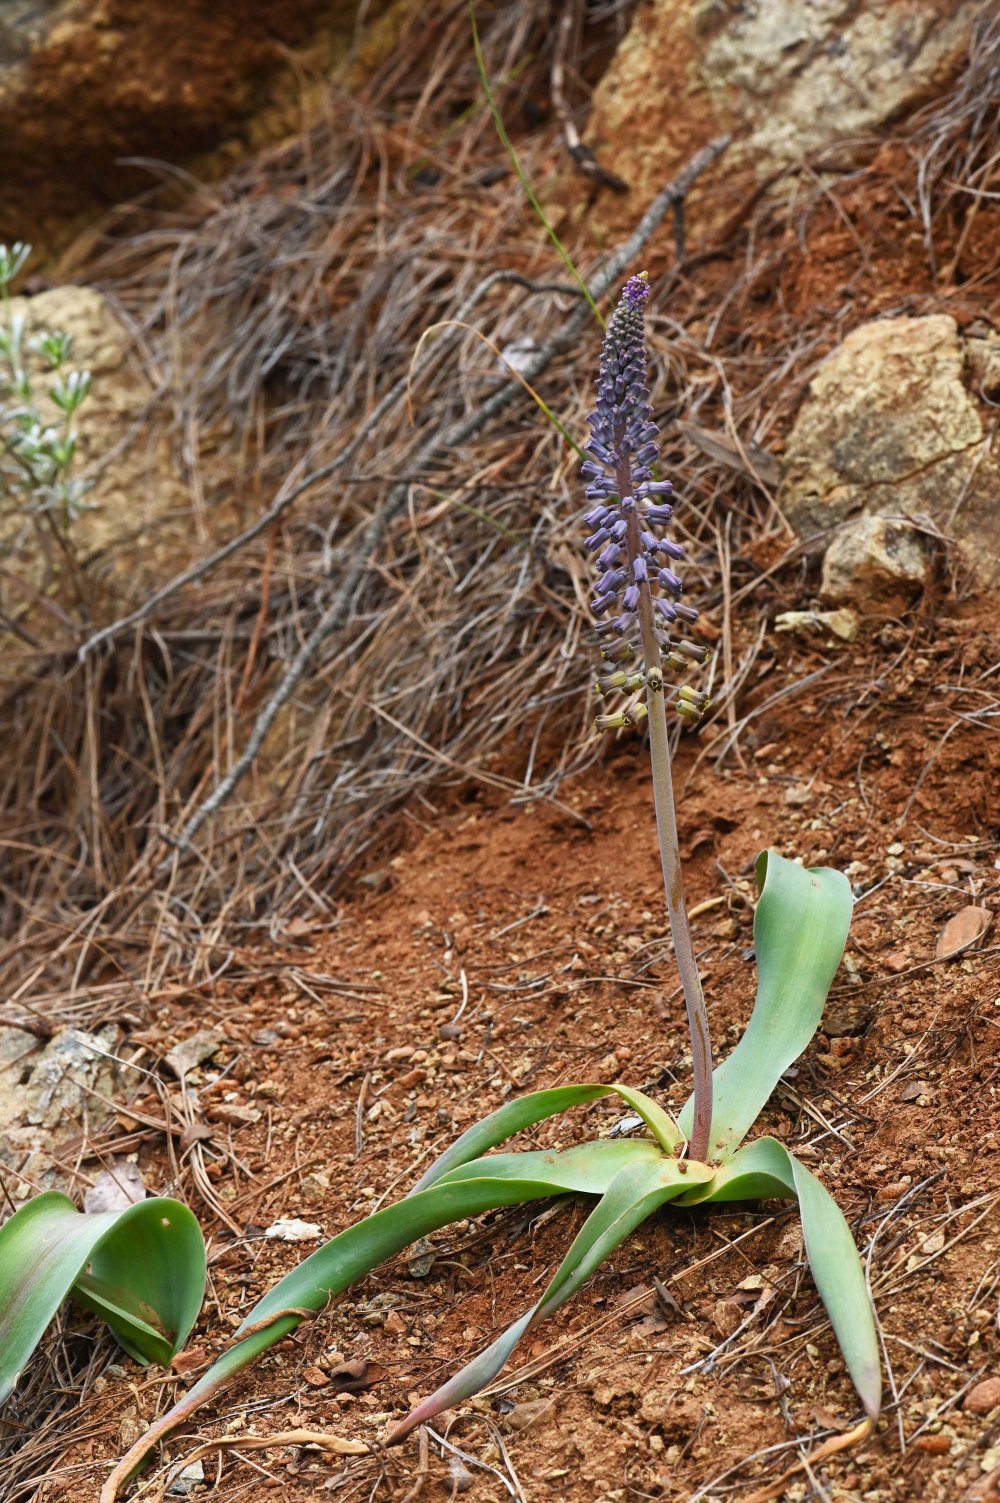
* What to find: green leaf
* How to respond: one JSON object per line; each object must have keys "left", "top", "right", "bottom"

{"left": 434, "top": 1138, "right": 665, "bottom": 1192}
{"left": 412, "top": 1082, "right": 681, "bottom": 1192}
{"left": 390, "top": 1153, "right": 714, "bottom": 1440}
{"left": 679, "top": 849, "right": 852, "bottom": 1156}
{"left": 102, "top": 1138, "right": 669, "bottom": 1500}
{"left": 0, "top": 1192, "right": 206, "bottom": 1405}
{"left": 680, "top": 1136, "right": 881, "bottom": 1420}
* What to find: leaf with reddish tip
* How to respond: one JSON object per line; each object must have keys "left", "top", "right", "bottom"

{"left": 388, "top": 1153, "right": 713, "bottom": 1443}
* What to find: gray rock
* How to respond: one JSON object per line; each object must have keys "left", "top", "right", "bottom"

{"left": 780, "top": 315, "right": 1000, "bottom": 586}
{"left": 0, "top": 1026, "right": 120, "bottom": 1131}
{"left": 0, "top": 1026, "right": 122, "bottom": 1199}
{"left": 164, "top": 1028, "right": 223, "bottom": 1081}
{"left": 168, "top": 1459, "right": 205, "bottom": 1496}
{"left": 820, "top": 517, "right": 929, "bottom": 607}
{"left": 83, "top": 1161, "right": 147, "bottom": 1214}
{"left": 696, "top": 0, "right": 977, "bottom": 172}
{"left": 580, "top": 0, "right": 979, "bottom": 234}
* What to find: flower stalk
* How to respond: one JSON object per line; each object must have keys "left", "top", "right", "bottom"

{"left": 582, "top": 272, "right": 714, "bottom": 1162}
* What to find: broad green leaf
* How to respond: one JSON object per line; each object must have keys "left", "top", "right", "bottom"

{"left": 101, "top": 1138, "right": 669, "bottom": 1501}
{"left": 435, "top": 1138, "right": 665, "bottom": 1192}
{"left": 679, "top": 849, "right": 852, "bottom": 1156}
{"left": 679, "top": 1136, "right": 881, "bottom": 1420}
{"left": 71, "top": 1272, "right": 173, "bottom": 1347}
{"left": 0, "top": 1192, "right": 206, "bottom": 1405}
{"left": 411, "top": 1082, "right": 680, "bottom": 1193}
{"left": 389, "top": 1153, "right": 714, "bottom": 1441}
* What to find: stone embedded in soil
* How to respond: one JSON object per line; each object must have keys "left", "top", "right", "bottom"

{"left": 965, "top": 1377, "right": 1000, "bottom": 1415}
{"left": 0, "top": 1025, "right": 121, "bottom": 1134}
{"left": 83, "top": 1162, "right": 146, "bottom": 1214}
{"left": 165, "top": 1028, "right": 224, "bottom": 1079}
{"left": 166, "top": 1459, "right": 205, "bottom": 1496}
{"left": 781, "top": 315, "right": 1000, "bottom": 587}
{"left": 0, "top": 1025, "right": 123, "bottom": 1201}
{"left": 936, "top": 905, "right": 993, "bottom": 959}
{"left": 820, "top": 516, "right": 929, "bottom": 608}
{"left": 774, "top": 608, "right": 859, "bottom": 642}
{"left": 914, "top": 1434, "right": 952, "bottom": 1454}
{"left": 264, "top": 1216, "right": 322, "bottom": 1241}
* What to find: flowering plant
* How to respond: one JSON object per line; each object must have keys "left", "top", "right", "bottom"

{"left": 98, "top": 275, "right": 880, "bottom": 1499}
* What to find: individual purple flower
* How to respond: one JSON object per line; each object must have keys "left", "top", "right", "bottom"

{"left": 579, "top": 272, "right": 708, "bottom": 727}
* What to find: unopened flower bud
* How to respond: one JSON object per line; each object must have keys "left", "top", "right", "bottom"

{"left": 676, "top": 639, "right": 709, "bottom": 663}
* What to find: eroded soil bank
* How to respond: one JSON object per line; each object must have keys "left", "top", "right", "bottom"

{"left": 15, "top": 603, "right": 1000, "bottom": 1503}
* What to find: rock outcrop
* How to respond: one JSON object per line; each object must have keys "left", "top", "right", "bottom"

{"left": 780, "top": 314, "right": 1000, "bottom": 588}
{"left": 0, "top": 0, "right": 388, "bottom": 254}
{"left": 573, "top": 0, "right": 982, "bottom": 234}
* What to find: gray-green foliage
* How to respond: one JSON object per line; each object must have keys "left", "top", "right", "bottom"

{"left": 0, "top": 243, "right": 94, "bottom": 529}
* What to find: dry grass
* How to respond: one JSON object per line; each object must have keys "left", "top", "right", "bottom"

{"left": 0, "top": 3, "right": 997, "bottom": 1027}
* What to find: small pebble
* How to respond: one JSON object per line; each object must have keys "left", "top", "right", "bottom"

{"left": 965, "top": 1377, "right": 1000, "bottom": 1414}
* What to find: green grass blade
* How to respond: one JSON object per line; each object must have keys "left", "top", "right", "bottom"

{"left": 0, "top": 1193, "right": 206, "bottom": 1404}
{"left": 468, "top": 3, "right": 601, "bottom": 326}
{"left": 389, "top": 1154, "right": 713, "bottom": 1440}
{"left": 683, "top": 1136, "right": 881, "bottom": 1421}
{"left": 102, "top": 1140, "right": 669, "bottom": 1501}
{"left": 679, "top": 849, "right": 853, "bottom": 1155}
{"left": 412, "top": 1082, "right": 681, "bottom": 1193}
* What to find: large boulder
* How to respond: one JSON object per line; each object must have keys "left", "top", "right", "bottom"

{"left": 0, "top": 0, "right": 388, "bottom": 255}
{"left": 572, "top": 0, "right": 980, "bottom": 234}
{"left": 780, "top": 314, "right": 1000, "bottom": 587}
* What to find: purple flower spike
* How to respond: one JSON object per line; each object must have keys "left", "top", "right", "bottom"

{"left": 581, "top": 270, "right": 708, "bottom": 728}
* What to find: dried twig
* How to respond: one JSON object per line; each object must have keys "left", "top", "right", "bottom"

{"left": 162, "top": 135, "right": 729, "bottom": 862}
